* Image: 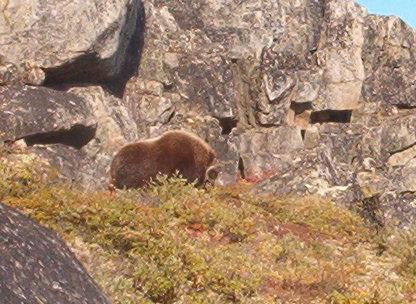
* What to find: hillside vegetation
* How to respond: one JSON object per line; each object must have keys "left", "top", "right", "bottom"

{"left": 1, "top": 147, "right": 415, "bottom": 304}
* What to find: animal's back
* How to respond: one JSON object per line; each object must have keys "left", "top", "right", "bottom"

{"left": 110, "top": 130, "right": 216, "bottom": 189}
{"left": 161, "top": 130, "right": 216, "bottom": 177}
{"left": 110, "top": 141, "right": 157, "bottom": 189}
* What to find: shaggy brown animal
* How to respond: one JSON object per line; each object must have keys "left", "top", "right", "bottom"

{"left": 110, "top": 130, "right": 219, "bottom": 189}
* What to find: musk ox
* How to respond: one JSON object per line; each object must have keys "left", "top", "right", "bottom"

{"left": 110, "top": 130, "right": 219, "bottom": 189}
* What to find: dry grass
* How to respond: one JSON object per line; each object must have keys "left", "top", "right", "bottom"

{"left": 1, "top": 147, "right": 416, "bottom": 303}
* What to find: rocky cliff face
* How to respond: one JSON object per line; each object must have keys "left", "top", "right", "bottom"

{"left": 0, "top": 0, "right": 415, "bottom": 225}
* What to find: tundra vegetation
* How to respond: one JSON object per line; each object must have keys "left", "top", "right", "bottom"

{"left": 1, "top": 147, "right": 415, "bottom": 304}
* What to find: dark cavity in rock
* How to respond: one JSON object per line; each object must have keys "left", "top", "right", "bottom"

{"left": 218, "top": 117, "right": 238, "bottom": 135}
{"left": 310, "top": 110, "right": 352, "bottom": 124}
{"left": 290, "top": 101, "right": 313, "bottom": 115}
{"left": 301, "top": 129, "right": 306, "bottom": 140}
{"left": 238, "top": 157, "right": 246, "bottom": 179}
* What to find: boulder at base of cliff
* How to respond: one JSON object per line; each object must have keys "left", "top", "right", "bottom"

{"left": 0, "top": 203, "right": 110, "bottom": 304}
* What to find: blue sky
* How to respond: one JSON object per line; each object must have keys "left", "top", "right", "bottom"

{"left": 357, "top": 0, "right": 416, "bottom": 28}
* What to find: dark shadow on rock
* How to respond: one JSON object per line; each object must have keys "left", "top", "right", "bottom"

{"left": 17, "top": 123, "right": 97, "bottom": 150}
{"left": 43, "top": 0, "right": 146, "bottom": 98}
{"left": 43, "top": 52, "right": 102, "bottom": 89}
{"left": 216, "top": 117, "right": 238, "bottom": 135}
{"left": 310, "top": 110, "right": 352, "bottom": 124}
{"left": 104, "top": 1, "right": 146, "bottom": 98}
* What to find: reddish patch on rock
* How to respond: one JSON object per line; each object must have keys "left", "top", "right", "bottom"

{"left": 244, "top": 169, "right": 279, "bottom": 184}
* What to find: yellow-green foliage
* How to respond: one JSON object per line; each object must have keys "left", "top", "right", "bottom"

{"left": 1, "top": 148, "right": 416, "bottom": 303}
{"left": 0, "top": 147, "right": 58, "bottom": 199}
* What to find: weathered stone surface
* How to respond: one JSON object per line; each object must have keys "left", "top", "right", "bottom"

{"left": 37, "top": 85, "right": 139, "bottom": 189}
{"left": 254, "top": 123, "right": 366, "bottom": 204}
{"left": 124, "top": 78, "right": 178, "bottom": 134}
{"left": 362, "top": 15, "right": 416, "bottom": 108}
{"left": 0, "top": 203, "right": 110, "bottom": 304}
{"left": 0, "top": 85, "right": 96, "bottom": 148}
{"left": 0, "top": 0, "right": 144, "bottom": 89}
{"left": 238, "top": 127, "right": 304, "bottom": 181}
{"left": 388, "top": 145, "right": 416, "bottom": 167}
{"left": 317, "top": 0, "right": 366, "bottom": 110}
{"left": 68, "top": 86, "right": 138, "bottom": 153}
{"left": 256, "top": 115, "right": 416, "bottom": 226}
{"left": 255, "top": 147, "right": 362, "bottom": 204}
{"left": 0, "top": 84, "right": 140, "bottom": 189}
{"left": 128, "top": 0, "right": 375, "bottom": 131}
{"left": 125, "top": 0, "right": 271, "bottom": 127}
{"left": 380, "top": 114, "right": 416, "bottom": 155}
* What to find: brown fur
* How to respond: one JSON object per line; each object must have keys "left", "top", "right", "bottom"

{"left": 110, "top": 130, "right": 218, "bottom": 189}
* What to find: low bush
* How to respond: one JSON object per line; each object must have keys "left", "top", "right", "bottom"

{"left": 1, "top": 148, "right": 415, "bottom": 303}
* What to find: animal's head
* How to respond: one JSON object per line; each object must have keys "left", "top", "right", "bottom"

{"left": 205, "top": 156, "right": 221, "bottom": 186}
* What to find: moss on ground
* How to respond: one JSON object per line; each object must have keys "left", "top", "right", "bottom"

{"left": 1, "top": 147, "right": 416, "bottom": 303}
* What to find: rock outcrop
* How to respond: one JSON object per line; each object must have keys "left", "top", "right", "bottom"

{"left": 0, "top": 203, "right": 110, "bottom": 304}
{"left": 0, "top": 85, "right": 97, "bottom": 147}
{"left": 0, "top": 0, "right": 144, "bottom": 92}
{"left": 1, "top": 0, "right": 415, "bottom": 225}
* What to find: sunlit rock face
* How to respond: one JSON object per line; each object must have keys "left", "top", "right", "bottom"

{"left": 1, "top": 0, "right": 416, "bottom": 225}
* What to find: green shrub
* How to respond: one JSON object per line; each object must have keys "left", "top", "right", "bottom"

{"left": 2, "top": 148, "right": 416, "bottom": 303}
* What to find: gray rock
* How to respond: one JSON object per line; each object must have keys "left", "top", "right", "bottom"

{"left": 0, "top": 203, "right": 110, "bottom": 304}
{"left": 255, "top": 147, "right": 362, "bottom": 204}
{"left": 0, "top": 0, "right": 144, "bottom": 91}
{"left": 0, "top": 85, "right": 139, "bottom": 190}
{"left": 362, "top": 15, "right": 416, "bottom": 109}
{"left": 237, "top": 127, "right": 303, "bottom": 182}
{"left": 0, "top": 85, "right": 96, "bottom": 149}
{"left": 256, "top": 116, "right": 416, "bottom": 226}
